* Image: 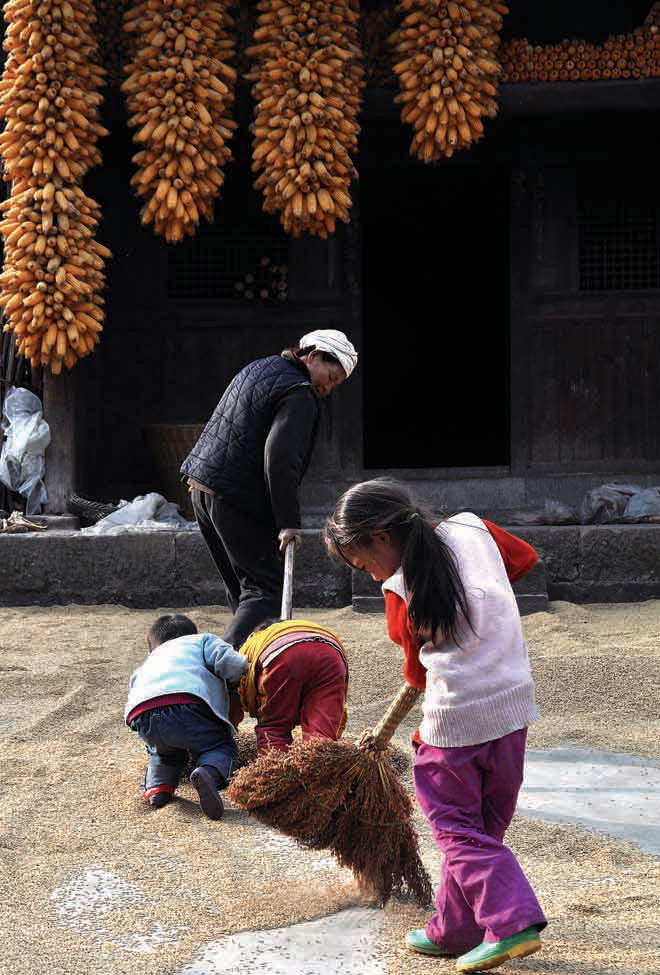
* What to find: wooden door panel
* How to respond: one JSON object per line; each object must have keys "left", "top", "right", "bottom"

{"left": 526, "top": 315, "right": 660, "bottom": 467}
{"left": 511, "top": 159, "right": 660, "bottom": 473}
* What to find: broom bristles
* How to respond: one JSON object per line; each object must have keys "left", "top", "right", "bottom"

{"left": 328, "top": 755, "right": 432, "bottom": 905}
{"left": 227, "top": 736, "right": 432, "bottom": 906}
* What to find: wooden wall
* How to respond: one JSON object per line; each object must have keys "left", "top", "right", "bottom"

{"left": 68, "top": 96, "right": 660, "bottom": 511}
{"left": 74, "top": 93, "right": 362, "bottom": 501}
{"left": 510, "top": 114, "right": 660, "bottom": 476}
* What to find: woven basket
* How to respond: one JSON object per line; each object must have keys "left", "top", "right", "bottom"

{"left": 143, "top": 423, "right": 205, "bottom": 520}
{"left": 67, "top": 493, "right": 119, "bottom": 526}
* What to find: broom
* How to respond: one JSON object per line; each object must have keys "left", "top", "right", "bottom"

{"left": 227, "top": 542, "right": 433, "bottom": 906}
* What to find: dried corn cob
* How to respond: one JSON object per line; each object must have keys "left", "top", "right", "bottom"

{"left": 500, "top": 5, "right": 660, "bottom": 82}
{"left": 390, "top": 0, "right": 507, "bottom": 163}
{"left": 0, "top": 0, "right": 109, "bottom": 375}
{"left": 122, "top": 0, "right": 237, "bottom": 244}
{"left": 247, "top": 0, "right": 365, "bottom": 238}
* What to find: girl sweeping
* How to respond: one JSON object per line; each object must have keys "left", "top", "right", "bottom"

{"left": 325, "top": 478, "right": 547, "bottom": 974}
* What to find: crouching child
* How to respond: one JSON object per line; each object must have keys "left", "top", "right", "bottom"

{"left": 125, "top": 613, "right": 249, "bottom": 820}
{"left": 233, "top": 618, "right": 349, "bottom": 754}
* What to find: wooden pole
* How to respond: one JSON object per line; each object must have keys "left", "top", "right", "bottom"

{"left": 42, "top": 369, "right": 77, "bottom": 514}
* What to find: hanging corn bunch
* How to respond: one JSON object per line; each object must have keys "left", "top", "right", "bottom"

{"left": 0, "top": 0, "right": 110, "bottom": 374}
{"left": 390, "top": 0, "right": 507, "bottom": 162}
{"left": 246, "top": 0, "right": 365, "bottom": 238}
{"left": 501, "top": 7, "right": 660, "bottom": 82}
{"left": 122, "top": 0, "right": 237, "bottom": 244}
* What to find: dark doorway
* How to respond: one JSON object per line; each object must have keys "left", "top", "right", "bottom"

{"left": 361, "top": 160, "right": 510, "bottom": 469}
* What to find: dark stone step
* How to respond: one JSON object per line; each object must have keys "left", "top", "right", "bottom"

{"left": 2, "top": 524, "right": 660, "bottom": 611}
{"left": 352, "top": 559, "right": 548, "bottom": 616}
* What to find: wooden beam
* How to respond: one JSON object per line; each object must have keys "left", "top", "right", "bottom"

{"left": 42, "top": 369, "right": 77, "bottom": 515}
{"left": 499, "top": 78, "right": 660, "bottom": 115}
{"left": 363, "top": 79, "right": 660, "bottom": 120}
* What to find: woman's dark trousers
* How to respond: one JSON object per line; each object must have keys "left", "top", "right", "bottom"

{"left": 191, "top": 489, "right": 283, "bottom": 649}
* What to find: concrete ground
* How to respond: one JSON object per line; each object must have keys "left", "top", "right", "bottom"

{"left": 1, "top": 600, "right": 659, "bottom": 974}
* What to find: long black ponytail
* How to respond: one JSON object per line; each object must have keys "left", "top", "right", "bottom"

{"left": 325, "top": 478, "right": 472, "bottom": 643}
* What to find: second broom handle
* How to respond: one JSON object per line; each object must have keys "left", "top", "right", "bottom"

{"left": 372, "top": 682, "right": 422, "bottom": 747}
{"left": 280, "top": 539, "right": 295, "bottom": 621}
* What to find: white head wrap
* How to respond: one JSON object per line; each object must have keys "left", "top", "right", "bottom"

{"left": 298, "top": 329, "right": 358, "bottom": 378}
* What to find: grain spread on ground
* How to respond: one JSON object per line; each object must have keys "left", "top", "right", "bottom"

{"left": 1, "top": 601, "right": 659, "bottom": 974}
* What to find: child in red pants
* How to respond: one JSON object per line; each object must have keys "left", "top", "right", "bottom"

{"left": 233, "top": 619, "right": 349, "bottom": 753}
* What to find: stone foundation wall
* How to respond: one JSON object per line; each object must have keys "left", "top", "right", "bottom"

{"left": 0, "top": 525, "right": 658, "bottom": 609}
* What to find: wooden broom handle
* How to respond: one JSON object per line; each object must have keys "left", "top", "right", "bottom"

{"left": 280, "top": 539, "right": 295, "bottom": 621}
{"left": 371, "top": 682, "right": 422, "bottom": 747}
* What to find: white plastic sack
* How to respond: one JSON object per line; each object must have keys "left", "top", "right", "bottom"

{"left": 580, "top": 483, "right": 642, "bottom": 525}
{"left": 0, "top": 386, "right": 51, "bottom": 515}
{"left": 623, "top": 487, "right": 660, "bottom": 521}
{"left": 80, "top": 492, "right": 197, "bottom": 534}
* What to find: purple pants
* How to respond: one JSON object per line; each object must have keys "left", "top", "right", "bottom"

{"left": 413, "top": 728, "right": 547, "bottom": 954}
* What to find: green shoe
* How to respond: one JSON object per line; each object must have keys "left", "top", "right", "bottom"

{"left": 405, "top": 929, "right": 454, "bottom": 956}
{"left": 456, "top": 927, "right": 541, "bottom": 972}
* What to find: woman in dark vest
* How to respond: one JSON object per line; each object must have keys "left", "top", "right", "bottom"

{"left": 181, "top": 329, "right": 358, "bottom": 649}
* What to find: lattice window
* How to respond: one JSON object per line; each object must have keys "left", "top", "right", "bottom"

{"left": 578, "top": 186, "right": 660, "bottom": 291}
{"left": 167, "top": 234, "right": 289, "bottom": 301}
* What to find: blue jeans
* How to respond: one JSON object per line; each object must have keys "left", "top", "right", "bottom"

{"left": 130, "top": 701, "right": 236, "bottom": 794}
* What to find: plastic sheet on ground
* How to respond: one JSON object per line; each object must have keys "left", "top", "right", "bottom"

{"left": 520, "top": 748, "right": 660, "bottom": 856}
{"left": 80, "top": 492, "right": 197, "bottom": 534}
{"left": 176, "top": 908, "right": 384, "bottom": 975}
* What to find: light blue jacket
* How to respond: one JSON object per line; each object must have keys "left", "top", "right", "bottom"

{"left": 124, "top": 633, "right": 249, "bottom": 731}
